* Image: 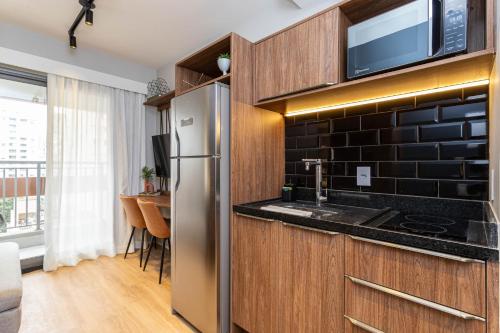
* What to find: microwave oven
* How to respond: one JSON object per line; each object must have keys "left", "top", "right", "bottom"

{"left": 347, "top": 0, "right": 468, "bottom": 79}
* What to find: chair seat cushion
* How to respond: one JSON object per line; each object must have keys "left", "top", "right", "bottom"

{"left": 0, "top": 242, "right": 22, "bottom": 313}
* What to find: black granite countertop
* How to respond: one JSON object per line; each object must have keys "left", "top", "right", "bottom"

{"left": 234, "top": 191, "right": 499, "bottom": 262}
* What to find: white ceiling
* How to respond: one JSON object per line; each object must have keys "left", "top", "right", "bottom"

{"left": 0, "top": 0, "right": 339, "bottom": 70}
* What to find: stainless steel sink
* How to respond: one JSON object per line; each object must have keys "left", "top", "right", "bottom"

{"left": 259, "top": 201, "right": 391, "bottom": 225}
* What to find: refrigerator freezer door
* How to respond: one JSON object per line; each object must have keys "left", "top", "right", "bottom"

{"left": 172, "top": 156, "right": 218, "bottom": 333}
{"left": 171, "top": 84, "right": 220, "bottom": 157}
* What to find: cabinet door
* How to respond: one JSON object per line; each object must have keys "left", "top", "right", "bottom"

{"left": 255, "top": 8, "right": 340, "bottom": 102}
{"left": 345, "top": 277, "right": 486, "bottom": 333}
{"left": 278, "top": 223, "right": 344, "bottom": 333}
{"left": 345, "top": 236, "right": 486, "bottom": 317}
{"left": 232, "top": 214, "right": 280, "bottom": 333}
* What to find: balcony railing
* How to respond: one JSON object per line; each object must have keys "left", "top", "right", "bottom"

{"left": 0, "top": 161, "right": 45, "bottom": 236}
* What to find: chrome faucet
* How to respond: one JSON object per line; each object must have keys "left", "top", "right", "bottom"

{"left": 302, "top": 159, "right": 327, "bottom": 207}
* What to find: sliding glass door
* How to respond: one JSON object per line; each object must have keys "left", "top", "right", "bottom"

{"left": 0, "top": 66, "right": 47, "bottom": 245}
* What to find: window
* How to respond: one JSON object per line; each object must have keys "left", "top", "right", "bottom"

{"left": 0, "top": 65, "right": 47, "bottom": 240}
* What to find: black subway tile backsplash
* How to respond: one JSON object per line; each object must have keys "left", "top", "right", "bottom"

{"left": 295, "top": 112, "right": 318, "bottom": 123}
{"left": 378, "top": 97, "right": 415, "bottom": 112}
{"left": 285, "top": 137, "right": 296, "bottom": 149}
{"left": 285, "top": 93, "right": 489, "bottom": 200}
{"left": 440, "top": 141, "right": 487, "bottom": 160}
{"left": 465, "top": 161, "right": 489, "bottom": 180}
{"left": 441, "top": 101, "right": 486, "bottom": 121}
{"left": 361, "top": 178, "right": 396, "bottom": 194}
{"left": 467, "top": 120, "right": 487, "bottom": 139}
{"left": 333, "top": 147, "right": 360, "bottom": 161}
{"left": 398, "top": 143, "right": 439, "bottom": 161}
{"left": 439, "top": 181, "right": 488, "bottom": 200}
{"left": 380, "top": 126, "right": 417, "bottom": 144}
{"left": 348, "top": 130, "right": 379, "bottom": 146}
{"left": 361, "top": 112, "right": 395, "bottom": 130}
{"left": 331, "top": 177, "right": 359, "bottom": 191}
{"left": 418, "top": 161, "right": 464, "bottom": 179}
{"left": 379, "top": 162, "right": 417, "bottom": 178}
{"left": 361, "top": 145, "right": 396, "bottom": 161}
{"left": 416, "top": 89, "right": 462, "bottom": 107}
{"left": 330, "top": 133, "right": 347, "bottom": 147}
{"left": 285, "top": 124, "right": 306, "bottom": 137}
{"left": 333, "top": 116, "right": 360, "bottom": 132}
{"left": 297, "top": 136, "right": 319, "bottom": 149}
{"left": 419, "top": 122, "right": 464, "bottom": 142}
{"left": 285, "top": 150, "right": 306, "bottom": 161}
{"left": 326, "top": 162, "right": 346, "bottom": 176}
{"left": 307, "top": 121, "right": 330, "bottom": 135}
{"left": 397, "top": 179, "right": 438, "bottom": 197}
{"left": 398, "top": 107, "right": 438, "bottom": 126}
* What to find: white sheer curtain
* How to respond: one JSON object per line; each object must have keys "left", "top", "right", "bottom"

{"left": 44, "top": 74, "right": 145, "bottom": 271}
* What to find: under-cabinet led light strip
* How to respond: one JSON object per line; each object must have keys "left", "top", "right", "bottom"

{"left": 284, "top": 79, "right": 490, "bottom": 117}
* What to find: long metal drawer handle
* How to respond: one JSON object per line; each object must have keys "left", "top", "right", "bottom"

{"left": 282, "top": 222, "right": 340, "bottom": 236}
{"left": 235, "top": 212, "right": 277, "bottom": 223}
{"left": 346, "top": 276, "right": 486, "bottom": 322}
{"left": 348, "top": 235, "right": 484, "bottom": 264}
{"left": 345, "top": 316, "right": 384, "bottom": 333}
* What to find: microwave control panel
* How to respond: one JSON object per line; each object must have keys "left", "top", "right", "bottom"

{"left": 443, "top": 0, "right": 467, "bottom": 54}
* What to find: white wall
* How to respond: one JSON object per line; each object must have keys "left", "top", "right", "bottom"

{"left": 0, "top": 21, "right": 156, "bottom": 84}
{"left": 157, "top": 0, "right": 341, "bottom": 86}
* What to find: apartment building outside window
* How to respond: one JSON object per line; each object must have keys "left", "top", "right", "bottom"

{"left": 0, "top": 66, "right": 47, "bottom": 239}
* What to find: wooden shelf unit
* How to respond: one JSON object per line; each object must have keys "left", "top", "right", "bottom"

{"left": 175, "top": 34, "right": 232, "bottom": 95}
{"left": 176, "top": 73, "right": 230, "bottom": 97}
{"left": 143, "top": 90, "right": 176, "bottom": 111}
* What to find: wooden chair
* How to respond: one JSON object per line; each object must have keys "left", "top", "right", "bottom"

{"left": 119, "top": 195, "right": 148, "bottom": 267}
{"left": 137, "top": 199, "right": 171, "bottom": 284}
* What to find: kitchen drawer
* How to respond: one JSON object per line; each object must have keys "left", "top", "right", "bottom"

{"left": 345, "top": 276, "right": 486, "bottom": 333}
{"left": 345, "top": 236, "right": 486, "bottom": 317}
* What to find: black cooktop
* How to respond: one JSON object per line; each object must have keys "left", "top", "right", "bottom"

{"left": 373, "top": 212, "right": 471, "bottom": 243}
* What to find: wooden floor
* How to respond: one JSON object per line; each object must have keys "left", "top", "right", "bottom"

{"left": 20, "top": 249, "right": 195, "bottom": 333}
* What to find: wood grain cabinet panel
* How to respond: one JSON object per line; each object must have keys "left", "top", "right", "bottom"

{"left": 345, "top": 278, "right": 486, "bottom": 333}
{"left": 254, "top": 8, "right": 340, "bottom": 102}
{"left": 278, "top": 225, "right": 344, "bottom": 333}
{"left": 345, "top": 236, "right": 486, "bottom": 317}
{"left": 232, "top": 214, "right": 280, "bottom": 333}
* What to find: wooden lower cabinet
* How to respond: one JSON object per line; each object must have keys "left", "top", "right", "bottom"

{"left": 345, "top": 277, "right": 486, "bottom": 333}
{"left": 231, "top": 215, "right": 344, "bottom": 333}
{"left": 232, "top": 215, "right": 494, "bottom": 333}
{"left": 232, "top": 214, "right": 280, "bottom": 333}
{"left": 345, "top": 236, "right": 486, "bottom": 317}
{"left": 278, "top": 223, "right": 344, "bottom": 333}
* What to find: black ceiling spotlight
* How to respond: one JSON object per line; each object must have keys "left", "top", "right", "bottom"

{"left": 68, "top": 0, "right": 95, "bottom": 49}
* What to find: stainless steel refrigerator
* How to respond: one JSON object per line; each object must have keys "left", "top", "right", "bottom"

{"left": 170, "top": 83, "right": 230, "bottom": 333}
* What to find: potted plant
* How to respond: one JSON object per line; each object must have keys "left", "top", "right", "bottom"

{"left": 141, "top": 166, "right": 155, "bottom": 193}
{"left": 217, "top": 53, "right": 231, "bottom": 75}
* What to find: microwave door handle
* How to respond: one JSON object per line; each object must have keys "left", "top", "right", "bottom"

{"left": 429, "top": 0, "right": 444, "bottom": 56}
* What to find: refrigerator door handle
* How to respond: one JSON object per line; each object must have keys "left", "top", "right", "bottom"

{"left": 175, "top": 130, "right": 181, "bottom": 191}
{"left": 175, "top": 159, "right": 181, "bottom": 191}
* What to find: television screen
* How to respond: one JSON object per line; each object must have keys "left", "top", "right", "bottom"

{"left": 152, "top": 134, "right": 170, "bottom": 178}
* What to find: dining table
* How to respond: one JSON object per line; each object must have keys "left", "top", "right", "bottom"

{"left": 133, "top": 193, "right": 170, "bottom": 208}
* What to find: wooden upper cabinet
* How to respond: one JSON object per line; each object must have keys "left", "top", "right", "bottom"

{"left": 278, "top": 224, "right": 344, "bottom": 333}
{"left": 254, "top": 8, "right": 344, "bottom": 102}
{"left": 232, "top": 214, "right": 280, "bottom": 333}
